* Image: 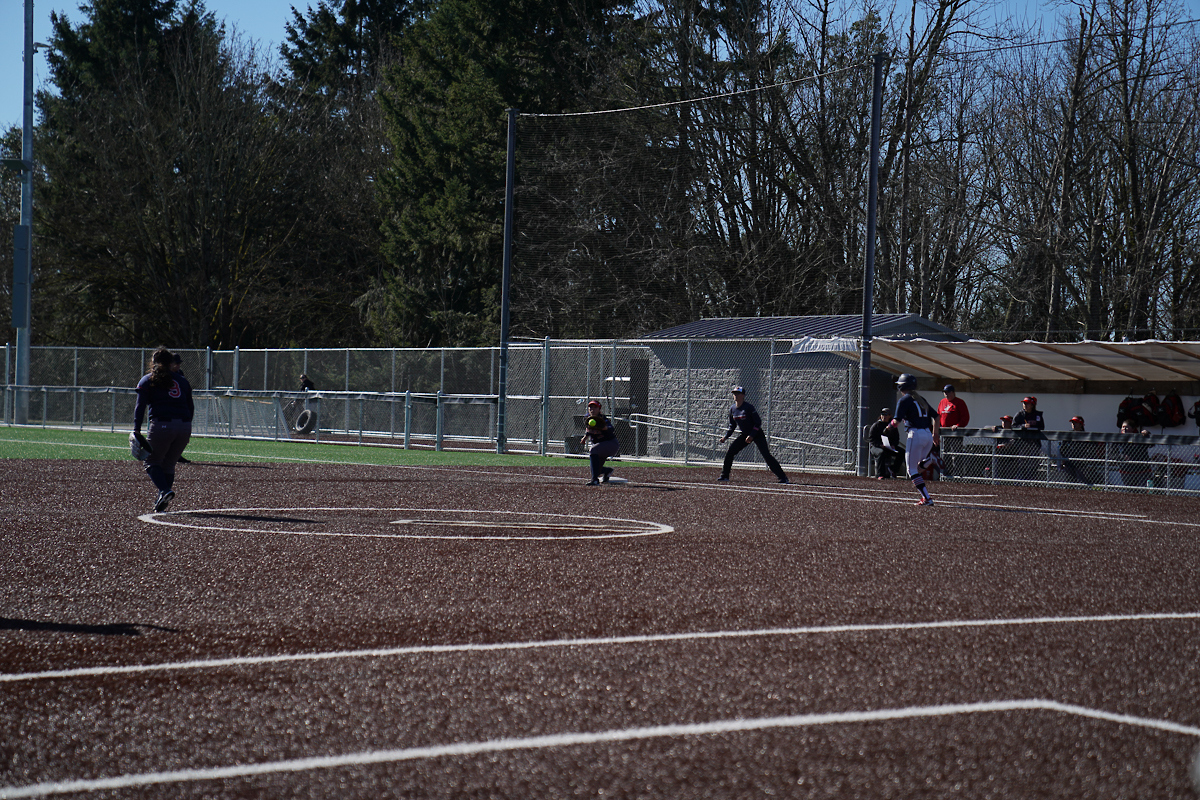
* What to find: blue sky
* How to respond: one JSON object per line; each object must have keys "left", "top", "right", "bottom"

{"left": 3, "top": 0, "right": 1199, "bottom": 131}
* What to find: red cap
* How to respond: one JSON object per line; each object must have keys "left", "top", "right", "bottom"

{"left": 1070, "top": 416, "right": 1084, "bottom": 423}
{"left": 1001, "top": 415, "right": 1013, "bottom": 421}
{"left": 1022, "top": 396, "right": 1036, "bottom": 405}
{"left": 587, "top": 400, "right": 601, "bottom": 408}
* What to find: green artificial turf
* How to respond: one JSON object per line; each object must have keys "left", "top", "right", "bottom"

{"left": 0, "top": 425, "right": 572, "bottom": 468}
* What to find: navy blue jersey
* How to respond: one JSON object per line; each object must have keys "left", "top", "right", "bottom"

{"left": 1013, "top": 409, "right": 1045, "bottom": 430}
{"left": 583, "top": 413, "right": 617, "bottom": 443}
{"left": 134, "top": 372, "right": 194, "bottom": 427}
{"left": 895, "top": 393, "right": 933, "bottom": 430}
{"left": 725, "top": 400, "right": 764, "bottom": 437}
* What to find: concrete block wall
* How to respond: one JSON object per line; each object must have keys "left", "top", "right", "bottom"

{"left": 643, "top": 341, "right": 855, "bottom": 469}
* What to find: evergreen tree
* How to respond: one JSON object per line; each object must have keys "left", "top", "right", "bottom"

{"left": 370, "top": 0, "right": 638, "bottom": 346}
{"left": 34, "top": 0, "right": 379, "bottom": 347}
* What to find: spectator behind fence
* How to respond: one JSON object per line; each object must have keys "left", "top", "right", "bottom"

{"left": 987, "top": 415, "right": 1016, "bottom": 480}
{"left": 936, "top": 384, "right": 969, "bottom": 475}
{"left": 1013, "top": 396, "right": 1045, "bottom": 431}
{"left": 1059, "top": 415, "right": 1103, "bottom": 486}
{"left": 937, "top": 384, "right": 970, "bottom": 429}
{"left": 867, "top": 407, "right": 904, "bottom": 480}
{"left": 1116, "top": 419, "right": 1152, "bottom": 488}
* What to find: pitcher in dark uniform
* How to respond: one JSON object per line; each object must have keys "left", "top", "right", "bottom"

{"left": 133, "top": 346, "right": 194, "bottom": 512}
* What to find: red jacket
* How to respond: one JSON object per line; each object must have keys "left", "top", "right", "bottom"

{"left": 937, "top": 396, "right": 970, "bottom": 428}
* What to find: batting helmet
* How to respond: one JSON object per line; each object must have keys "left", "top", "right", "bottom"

{"left": 895, "top": 373, "right": 917, "bottom": 389}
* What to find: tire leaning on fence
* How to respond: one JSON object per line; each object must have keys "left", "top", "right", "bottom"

{"left": 294, "top": 409, "right": 317, "bottom": 434}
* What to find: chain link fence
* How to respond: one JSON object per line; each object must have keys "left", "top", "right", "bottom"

{"left": 6, "top": 341, "right": 1199, "bottom": 494}
{"left": 3, "top": 340, "right": 859, "bottom": 470}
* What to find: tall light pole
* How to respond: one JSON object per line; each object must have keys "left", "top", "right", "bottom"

{"left": 6, "top": 0, "right": 36, "bottom": 423}
{"left": 857, "top": 52, "right": 884, "bottom": 476}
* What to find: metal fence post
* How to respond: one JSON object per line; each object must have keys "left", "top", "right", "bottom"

{"left": 766, "top": 339, "right": 774, "bottom": 444}
{"left": 205, "top": 347, "right": 212, "bottom": 391}
{"left": 610, "top": 340, "right": 617, "bottom": 410}
{"left": 263, "top": 350, "right": 269, "bottom": 391}
{"left": 73, "top": 347, "right": 79, "bottom": 425}
{"left": 541, "top": 336, "right": 550, "bottom": 456}
{"left": 436, "top": 390, "right": 444, "bottom": 451}
{"left": 685, "top": 340, "right": 692, "bottom": 465}
{"left": 404, "top": 390, "right": 412, "bottom": 449}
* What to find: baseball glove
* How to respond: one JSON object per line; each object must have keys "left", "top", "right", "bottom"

{"left": 129, "top": 431, "right": 153, "bottom": 460}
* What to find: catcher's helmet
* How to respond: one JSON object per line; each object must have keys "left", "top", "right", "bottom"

{"left": 129, "top": 432, "right": 152, "bottom": 461}
{"left": 895, "top": 373, "right": 917, "bottom": 389}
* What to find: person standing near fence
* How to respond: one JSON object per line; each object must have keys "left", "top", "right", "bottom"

{"left": 133, "top": 346, "right": 194, "bottom": 512}
{"left": 580, "top": 400, "right": 620, "bottom": 485}
{"left": 717, "top": 386, "right": 789, "bottom": 484}
{"left": 936, "top": 384, "right": 968, "bottom": 476}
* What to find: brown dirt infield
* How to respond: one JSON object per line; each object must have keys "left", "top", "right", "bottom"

{"left": 2, "top": 458, "right": 1200, "bottom": 798}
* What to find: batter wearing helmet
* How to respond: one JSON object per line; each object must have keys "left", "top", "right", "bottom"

{"left": 717, "top": 386, "right": 789, "bottom": 484}
{"left": 893, "top": 373, "right": 942, "bottom": 506}
{"left": 580, "top": 400, "right": 620, "bottom": 485}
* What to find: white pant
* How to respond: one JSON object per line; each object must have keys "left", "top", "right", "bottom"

{"left": 905, "top": 428, "right": 934, "bottom": 477}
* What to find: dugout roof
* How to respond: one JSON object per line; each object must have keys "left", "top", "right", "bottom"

{"left": 644, "top": 314, "right": 962, "bottom": 341}
{"left": 800, "top": 337, "right": 1200, "bottom": 387}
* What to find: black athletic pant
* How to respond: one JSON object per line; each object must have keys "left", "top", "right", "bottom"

{"left": 721, "top": 432, "right": 787, "bottom": 481}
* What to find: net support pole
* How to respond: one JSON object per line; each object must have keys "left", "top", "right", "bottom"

{"left": 497, "top": 108, "right": 517, "bottom": 453}
{"left": 858, "top": 53, "right": 884, "bottom": 477}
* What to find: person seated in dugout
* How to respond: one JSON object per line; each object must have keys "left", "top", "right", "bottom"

{"left": 1058, "top": 415, "right": 1103, "bottom": 485}
{"left": 867, "top": 407, "right": 904, "bottom": 479}
{"left": 989, "top": 415, "right": 1018, "bottom": 480}
{"left": 1116, "top": 419, "right": 1153, "bottom": 488}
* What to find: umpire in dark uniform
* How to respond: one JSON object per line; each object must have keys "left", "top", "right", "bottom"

{"left": 718, "top": 386, "right": 789, "bottom": 484}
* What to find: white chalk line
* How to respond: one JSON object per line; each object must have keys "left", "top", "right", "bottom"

{"left": 1, "top": 699, "right": 1196, "bottom": 798}
{"left": 137, "top": 507, "right": 673, "bottom": 541}
{"left": 641, "top": 477, "right": 1159, "bottom": 521}
{"left": 5, "top": 611, "right": 1198, "bottom": 684}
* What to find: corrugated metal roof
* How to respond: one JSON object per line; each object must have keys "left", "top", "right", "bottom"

{"left": 643, "top": 314, "right": 960, "bottom": 340}
{"left": 815, "top": 337, "right": 1200, "bottom": 384}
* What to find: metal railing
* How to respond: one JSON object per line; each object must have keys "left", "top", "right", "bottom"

{"left": 628, "top": 413, "right": 852, "bottom": 474}
{"left": 936, "top": 429, "right": 1200, "bottom": 494}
